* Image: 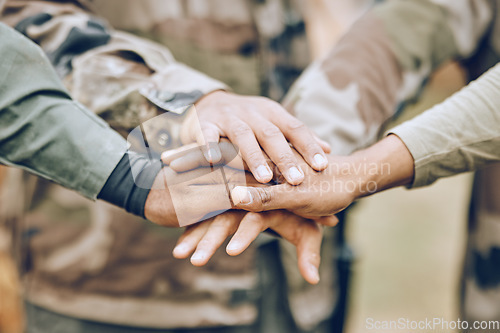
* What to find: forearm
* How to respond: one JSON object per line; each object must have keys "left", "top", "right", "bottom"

{"left": 387, "top": 63, "right": 500, "bottom": 188}
{"left": 352, "top": 135, "right": 414, "bottom": 199}
{"left": 355, "top": 62, "right": 500, "bottom": 195}
{"left": 0, "top": 23, "right": 160, "bottom": 218}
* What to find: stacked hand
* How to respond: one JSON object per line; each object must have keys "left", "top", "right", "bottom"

{"left": 172, "top": 210, "right": 334, "bottom": 285}
{"left": 181, "top": 91, "right": 331, "bottom": 184}
{"left": 161, "top": 142, "right": 338, "bottom": 284}
{"left": 147, "top": 91, "right": 338, "bottom": 284}
{"left": 147, "top": 91, "right": 414, "bottom": 285}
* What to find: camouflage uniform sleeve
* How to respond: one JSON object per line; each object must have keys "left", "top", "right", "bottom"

{"left": 389, "top": 63, "right": 500, "bottom": 188}
{"left": 1, "top": 0, "right": 228, "bottom": 140}
{"left": 284, "top": 0, "right": 493, "bottom": 155}
{"left": 0, "top": 23, "right": 127, "bottom": 199}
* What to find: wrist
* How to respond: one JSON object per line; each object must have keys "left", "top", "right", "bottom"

{"left": 194, "top": 89, "right": 229, "bottom": 107}
{"left": 98, "top": 152, "right": 162, "bottom": 218}
{"left": 144, "top": 168, "right": 178, "bottom": 227}
{"left": 325, "top": 154, "right": 368, "bottom": 203}
{"left": 356, "top": 135, "right": 415, "bottom": 197}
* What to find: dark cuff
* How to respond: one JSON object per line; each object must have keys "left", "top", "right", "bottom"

{"left": 98, "top": 152, "right": 162, "bottom": 218}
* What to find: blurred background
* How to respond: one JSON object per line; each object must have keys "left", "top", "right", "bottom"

{"left": 0, "top": 0, "right": 470, "bottom": 332}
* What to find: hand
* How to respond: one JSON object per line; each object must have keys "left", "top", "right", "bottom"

{"left": 230, "top": 155, "right": 358, "bottom": 218}
{"left": 179, "top": 90, "right": 331, "bottom": 185}
{"left": 172, "top": 210, "right": 338, "bottom": 285}
{"left": 230, "top": 135, "right": 415, "bottom": 218}
{"left": 161, "top": 141, "right": 343, "bottom": 224}
{"left": 163, "top": 142, "right": 354, "bottom": 218}
{"left": 144, "top": 162, "right": 259, "bottom": 227}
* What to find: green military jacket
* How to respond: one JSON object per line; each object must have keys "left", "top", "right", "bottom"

{"left": 0, "top": 22, "right": 126, "bottom": 199}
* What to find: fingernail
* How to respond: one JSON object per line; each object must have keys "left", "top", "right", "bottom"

{"left": 256, "top": 165, "right": 272, "bottom": 181}
{"left": 314, "top": 154, "right": 327, "bottom": 169}
{"left": 173, "top": 243, "right": 189, "bottom": 255}
{"left": 161, "top": 150, "right": 175, "bottom": 161}
{"left": 206, "top": 148, "right": 221, "bottom": 163}
{"left": 287, "top": 166, "right": 304, "bottom": 182}
{"left": 231, "top": 186, "right": 253, "bottom": 205}
{"left": 226, "top": 241, "right": 241, "bottom": 253}
{"left": 191, "top": 252, "right": 206, "bottom": 262}
{"left": 309, "top": 264, "right": 320, "bottom": 284}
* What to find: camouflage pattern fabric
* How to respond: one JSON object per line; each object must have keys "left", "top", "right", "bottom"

{"left": 5, "top": 0, "right": 500, "bottom": 331}
{"left": 0, "top": 0, "right": 338, "bottom": 331}
{"left": 284, "top": 1, "right": 500, "bottom": 331}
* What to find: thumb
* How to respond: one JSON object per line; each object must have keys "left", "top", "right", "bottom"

{"left": 231, "top": 185, "right": 294, "bottom": 212}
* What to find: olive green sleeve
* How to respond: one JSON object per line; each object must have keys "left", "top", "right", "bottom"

{"left": 0, "top": 23, "right": 127, "bottom": 199}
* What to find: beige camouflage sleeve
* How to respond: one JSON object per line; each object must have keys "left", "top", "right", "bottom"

{"left": 0, "top": 0, "right": 227, "bottom": 145}
{"left": 389, "top": 63, "right": 500, "bottom": 188}
{"left": 284, "top": 0, "right": 493, "bottom": 155}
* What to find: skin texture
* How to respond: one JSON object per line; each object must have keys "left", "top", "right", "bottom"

{"left": 230, "top": 134, "right": 415, "bottom": 217}
{"left": 144, "top": 170, "right": 337, "bottom": 284}
{"left": 167, "top": 135, "right": 414, "bottom": 285}
{"left": 143, "top": 164, "right": 253, "bottom": 227}
{"left": 183, "top": 91, "right": 331, "bottom": 185}
{"left": 172, "top": 210, "right": 337, "bottom": 285}
{"left": 148, "top": 143, "right": 337, "bottom": 284}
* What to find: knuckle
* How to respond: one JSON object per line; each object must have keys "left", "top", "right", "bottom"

{"left": 247, "top": 213, "right": 265, "bottom": 227}
{"left": 200, "top": 123, "right": 215, "bottom": 132}
{"left": 214, "top": 218, "right": 233, "bottom": 229}
{"left": 257, "top": 97, "right": 283, "bottom": 111}
{"left": 261, "top": 125, "right": 282, "bottom": 138}
{"left": 230, "top": 123, "right": 252, "bottom": 138}
{"left": 246, "top": 149, "right": 264, "bottom": 164}
{"left": 256, "top": 188, "right": 273, "bottom": 206}
{"left": 276, "top": 151, "right": 295, "bottom": 166}
{"left": 304, "top": 141, "right": 321, "bottom": 153}
{"left": 270, "top": 103, "right": 287, "bottom": 115}
{"left": 287, "top": 119, "right": 306, "bottom": 132}
{"left": 198, "top": 239, "right": 214, "bottom": 249}
{"left": 221, "top": 106, "right": 234, "bottom": 115}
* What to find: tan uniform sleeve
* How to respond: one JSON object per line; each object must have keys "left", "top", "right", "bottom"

{"left": 389, "top": 63, "right": 500, "bottom": 188}
{"left": 1, "top": 0, "right": 227, "bottom": 136}
{"left": 285, "top": 0, "right": 493, "bottom": 155}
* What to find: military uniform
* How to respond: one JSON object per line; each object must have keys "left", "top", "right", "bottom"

{"left": 0, "top": 1, "right": 339, "bottom": 332}
{"left": 0, "top": 21, "right": 126, "bottom": 200}
{"left": 10, "top": 1, "right": 500, "bottom": 332}
{"left": 283, "top": 0, "right": 500, "bottom": 331}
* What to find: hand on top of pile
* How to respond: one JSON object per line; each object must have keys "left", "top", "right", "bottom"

{"left": 181, "top": 91, "right": 331, "bottom": 185}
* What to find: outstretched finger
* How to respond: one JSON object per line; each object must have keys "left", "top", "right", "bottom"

{"left": 226, "top": 212, "right": 267, "bottom": 256}
{"left": 295, "top": 221, "right": 323, "bottom": 285}
{"left": 190, "top": 211, "right": 243, "bottom": 266}
{"left": 173, "top": 220, "right": 212, "bottom": 259}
